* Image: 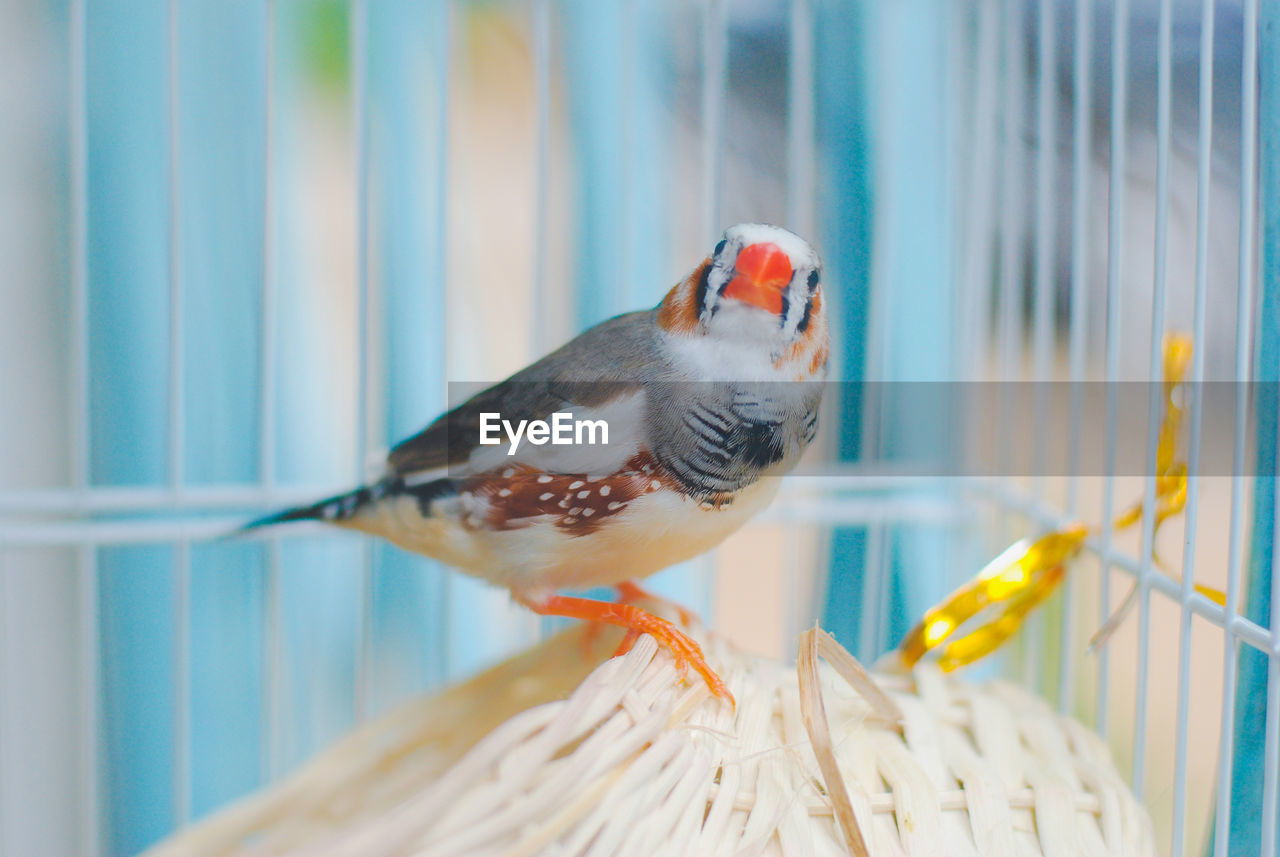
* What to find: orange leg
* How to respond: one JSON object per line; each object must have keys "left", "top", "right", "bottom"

{"left": 614, "top": 581, "right": 700, "bottom": 628}
{"left": 518, "top": 593, "right": 732, "bottom": 703}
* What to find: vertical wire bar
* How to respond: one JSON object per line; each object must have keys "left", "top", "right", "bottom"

{"left": 1032, "top": 0, "right": 1056, "bottom": 502}
{"left": 172, "top": 540, "right": 191, "bottom": 828}
{"left": 997, "top": 0, "right": 1024, "bottom": 437}
{"left": 619, "top": 0, "right": 635, "bottom": 310}
{"left": 262, "top": 539, "right": 280, "bottom": 783}
{"left": 701, "top": 0, "right": 728, "bottom": 620}
{"left": 1096, "top": 0, "right": 1131, "bottom": 739}
{"left": 69, "top": 0, "right": 99, "bottom": 851}
{"left": 963, "top": 0, "right": 1000, "bottom": 390}
{"left": 955, "top": 0, "right": 1001, "bottom": 533}
{"left": 1054, "top": 0, "right": 1085, "bottom": 716}
{"left": 998, "top": 0, "right": 1036, "bottom": 686}
{"left": 860, "top": 525, "right": 885, "bottom": 660}
{"left": 259, "top": 0, "right": 281, "bottom": 784}
{"left": 876, "top": 522, "right": 894, "bottom": 655}
{"left": 352, "top": 0, "right": 370, "bottom": 530}
{"left": 782, "top": 522, "right": 800, "bottom": 649}
{"left": 77, "top": 545, "right": 99, "bottom": 857}
{"left": 351, "top": 0, "right": 373, "bottom": 722}
{"left": 786, "top": 0, "right": 814, "bottom": 239}
{"left": 1061, "top": 0, "right": 1093, "bottom": 714}
{"left": 1214, "top": 0, "right": 1259, "bottom": 850}
{"left": 1129, "top": 0, "right": 1174, "bottom": 798}
{"left": 1030, "top": 0, "right": 1057, "bottom": 699}
{"left": 167, "top": 0, "right": 184, "bottom": 490}
{"left": 71, "top": 0, "right": 90, "bottom": 493}
{"left": 952, "top": 1, "right": 1001, "bottom": 640}
{"left": 434, "top": 0, "right": 454, "bottom": 677}
{"left": 531, "top": 0, "right": 551, "bottom": 358}
{"left": 701, "top": 0, "right": 727, "bottom": 244}
{"left": 786, "top": 0, "right": 814, "bottom": 648}
{"left": 1169, "top": 1, "right": 1214, "bottom": 851}
{"left": 1065, "top": 0, "right": 1091, "bottom": 521}
{"left": 260, "top": 0, "right": 277, "bottom": 492}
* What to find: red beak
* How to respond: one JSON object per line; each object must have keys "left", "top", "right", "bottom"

{"left": 722, "top": 242, "right": 793, "bottom": 315}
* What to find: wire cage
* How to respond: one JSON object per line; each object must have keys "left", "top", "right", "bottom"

{"left": 0, "top": 0, "right": 1276, "bottom": 855}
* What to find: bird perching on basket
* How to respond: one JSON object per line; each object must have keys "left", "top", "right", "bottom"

{"left": 246, "top": 224, "right": 828, "bottom": 702}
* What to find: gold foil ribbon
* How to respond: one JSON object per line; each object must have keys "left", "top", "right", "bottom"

{"left": 894, "top": 334, "right": 1225, "bottom": 672}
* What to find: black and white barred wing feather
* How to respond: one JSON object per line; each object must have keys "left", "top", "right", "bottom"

{"left": 646, "top": 381, "right": 821, "bottom": 500}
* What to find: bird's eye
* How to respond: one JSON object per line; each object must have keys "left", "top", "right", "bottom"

{"left": 807, "top": 270, "right": 820, "bottom": 292}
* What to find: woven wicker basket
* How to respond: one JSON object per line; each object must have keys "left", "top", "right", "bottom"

{"left": 146, "top": 621, "right": 1155, "bottom": 857}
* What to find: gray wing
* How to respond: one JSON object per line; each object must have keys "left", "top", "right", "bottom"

{"left": 646, "top": 381, "right": 822, "bottom": 499}
{"left": 387, "top": 310, "right": 661, "bottom": 475}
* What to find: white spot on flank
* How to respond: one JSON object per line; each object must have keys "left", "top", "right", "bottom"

{"left": 577, "top": 490, "right": 589, "bottom": 499}
{"left": 650, "top": 480, "right": 661, "bottom": 490}
{"left": 539, "top": 492, "right": 554, "bottom": 501}
{"left": 607, "top": 501, "right": 623, "bottom": 511}
{"left": 599, "top": 485, "right": 611, "bottom": 496}
{"left": 538, "top": 475, "right": 553, "bottom": 483}
{"left": 498, "top": 488, "right": 513, "bottom": 497}
{"left": 569, "top": 507, "right": 582, "bottom": 515}
{"left": 582, "top": 508, "right": 594, "bottom": 516}
{"left": 502, "top": 468, "right": 516, "bottom": 479}
{"left": 568, "top": 481, "right": 584, "bottom": 490}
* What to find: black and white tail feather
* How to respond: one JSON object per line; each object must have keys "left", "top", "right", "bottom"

{"left": 242, "top": 476, "right": 457, "bottom": 531}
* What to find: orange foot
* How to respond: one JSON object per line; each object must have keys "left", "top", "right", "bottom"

{"left": 519, "top": 593, "right": 732, "bottom": 704}
{"left": 581, "top": 581, "right": 701, "bottom": 656}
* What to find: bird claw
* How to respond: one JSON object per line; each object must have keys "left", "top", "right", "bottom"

{"left": 581, "top": 581, "right": 699, "bottom": 655}
{"left": 613, "top": 612, "right": 733, "bottom": 706}
{"left": 613, "top": 628, "right": 643, "bottom": 657}
{"left": 521, "top": 592, "right": 732, "bottom": 706}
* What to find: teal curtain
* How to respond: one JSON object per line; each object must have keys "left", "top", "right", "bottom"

{"left": 819, "top": 0, "right": 956, "bottom": 660}
{"left": 1226, "top": 0, "right": 1280, "bottom": 848}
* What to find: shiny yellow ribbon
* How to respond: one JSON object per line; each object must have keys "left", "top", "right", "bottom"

{"left": 894, "top": 334, "right": 1225, "bottom": 672}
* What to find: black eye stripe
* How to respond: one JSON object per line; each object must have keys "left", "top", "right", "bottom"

{"left": 695, "top": 262, "right": 713, "bottom": 314}
{"left": 714, "top": 238, "right": 727, "bottom": 258}
{"left": 807, "top": 270, "right": 820, "bottom": 292}
{"left": 796, "top": 297, "right": 814, "bottom": 334}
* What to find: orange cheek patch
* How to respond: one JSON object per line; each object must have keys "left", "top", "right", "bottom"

{"left": 657, "top": 259, "right": 709, "bottom": 335}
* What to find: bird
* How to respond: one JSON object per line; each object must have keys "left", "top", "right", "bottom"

{"left": 246, "top": 223, "right": 828, "bottom": 701}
